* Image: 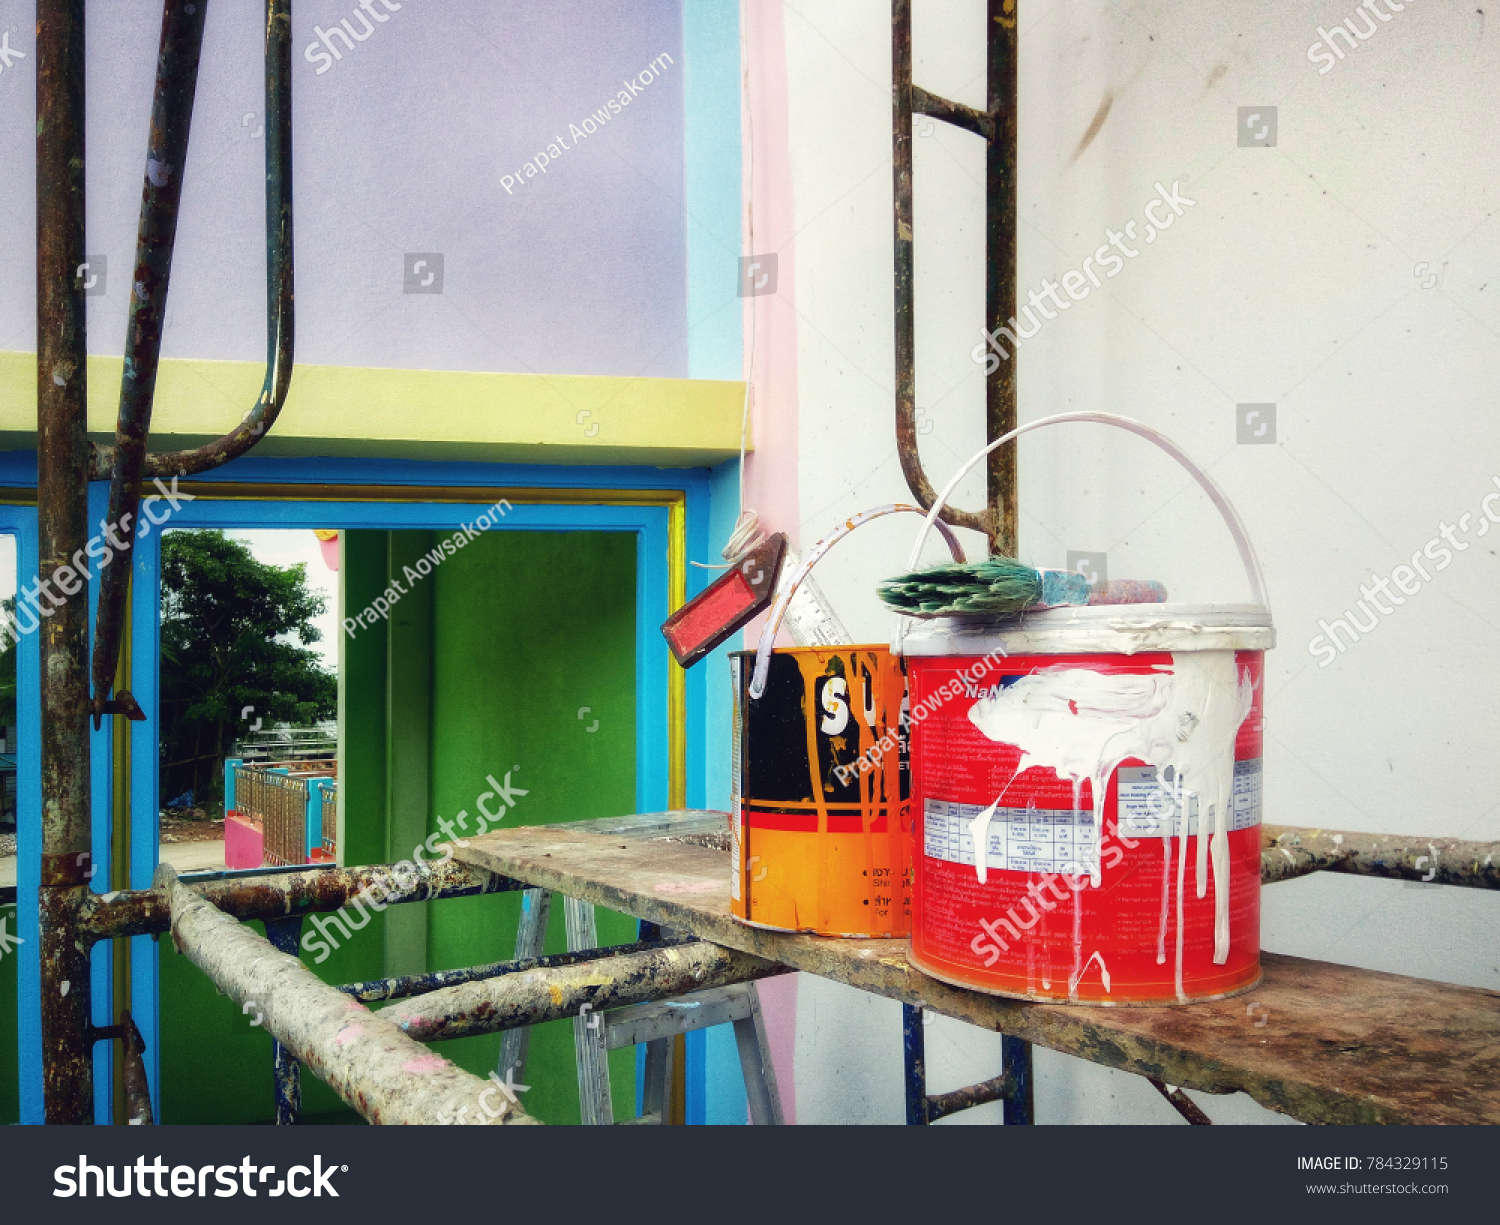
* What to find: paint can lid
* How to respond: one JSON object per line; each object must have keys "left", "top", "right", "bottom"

{"left": 896, "top": 602, "right": 1275, "bottom": 657}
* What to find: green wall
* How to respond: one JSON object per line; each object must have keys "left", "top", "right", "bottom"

{"left": 158, "top": 528, "right": 638, "bottom": 1123}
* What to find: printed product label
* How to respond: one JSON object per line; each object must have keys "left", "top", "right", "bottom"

{"left": 923, "top": 800, "right": 1099, "bottom": 876}
{"left": 1114, "top": 759, "right": 1263, "bottom": 839}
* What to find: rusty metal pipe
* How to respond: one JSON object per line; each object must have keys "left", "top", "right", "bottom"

{"left": 36, "top": 0, "right": 95, "bottom": 1125}
{"left": 892, "top": 0, "right": 1016, "bottom": 549}
{"left": 94, "top": 1011, "right": 155, "bottom": 1125}
{"left": 379, "top": 940, "right": 791, "bottom": 1044}
{"left": 1261, "top": 826, "right": 1500, "bottom": 889}
{"left": 81, "top": 858, "right": 520, "bottom": 942}
{"left": 89, "top": 0, "right": 295, "bottom": 483}
{"left": 911, "top": 85, "right": 993, "bottom": 140}
{"left": 925, "top": 1071, "right": 1014, "bottom": 1123}
{"left": 1148, "top": 1077, "right": 1214, "bottom": 1125}
{"left": 90, "top": 0, "right": 207, "bottom": 721}
{"left": 162, "top": 866, "right": 534, "bottom": 1125}
{"left": 985, "top": 0, "right": 1019, "bottom": 557}
{"left": 340, "top": 936, "right": 698, "bottom": 1004}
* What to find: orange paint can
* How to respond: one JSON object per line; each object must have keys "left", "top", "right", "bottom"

{"left": 729, "top": 646, "right": 913, "bottom": 937}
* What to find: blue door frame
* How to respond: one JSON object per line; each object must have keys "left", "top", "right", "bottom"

{"left": 4, "top": 454, "right": 740, "bottom": 1124}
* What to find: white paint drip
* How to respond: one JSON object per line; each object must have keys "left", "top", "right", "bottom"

{"left": 967, "top": 653, "right": 1254, "bottom": 973}
{"left": 1072, "top": 950, "right": 1111, "bottom": 998}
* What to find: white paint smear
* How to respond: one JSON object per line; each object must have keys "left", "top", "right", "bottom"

{"left": 966, "top": 654, "right": 1254, "bottom": 979}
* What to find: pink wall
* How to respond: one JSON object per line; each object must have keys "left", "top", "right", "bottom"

{"left": 741, "top": 0, "right": 802, "bottom": 1125}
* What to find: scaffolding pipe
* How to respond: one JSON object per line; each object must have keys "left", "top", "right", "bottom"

{"left": 36, "top": 0, "right": 96, "bottom": 1125}
{"left": 82, "top": 857, "right": 520, "bottom": 942}
{"left": 88, "top": 0, "right": 296, "bottom": 484}
{"left": 892, "top": 0, "right": 1018, "bottom": 553}
{"left": 1261, "top": 826, "right": 1500, "bottom": 889}
{"left": 89, "top": 0, "right": 208, "bottom": 720}
{"left": 162, "top": 867, "right": 533, "bottom": 1126}
{"left": 378, "top": 940, "right": 792, "bottom": 1044}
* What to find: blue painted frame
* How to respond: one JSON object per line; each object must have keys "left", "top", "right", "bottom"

{"left": 130, "top": 458, "right": 705, "bottom": 1123}
{"left": 0, "top": 503, "right": 42, "bottom": 1126}
{"left": 5, "top": 454, "right": 717, "bottom": 1124}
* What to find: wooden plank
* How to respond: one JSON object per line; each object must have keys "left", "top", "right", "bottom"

{"left": 456, "top": 825, "right": 1500, "bottom": 1126}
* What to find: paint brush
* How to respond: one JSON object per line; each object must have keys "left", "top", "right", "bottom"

{"left": 878, "top": 557, "right": 1166, "bottom": 617}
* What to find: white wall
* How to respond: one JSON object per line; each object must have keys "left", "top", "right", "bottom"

{"left": 777, "top": 0, "right": 1500, "bottom": 1124}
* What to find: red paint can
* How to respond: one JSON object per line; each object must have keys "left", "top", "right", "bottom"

{"left": 904, "top": 605, "right": 1272, "bottom": 1005}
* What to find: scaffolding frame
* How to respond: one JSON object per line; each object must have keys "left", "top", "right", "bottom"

{"left": 28, "top": 0, "right": 1500, "bottom": 1128}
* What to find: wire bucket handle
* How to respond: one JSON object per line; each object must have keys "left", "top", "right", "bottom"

{"left": 747, "top": 505, "right": 966, "bottom": 699}
{"left": 901, "top": 413, "right": 1270, "bottom": 633}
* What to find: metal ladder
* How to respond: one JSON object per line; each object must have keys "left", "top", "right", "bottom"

{"left": 497, "top": 888, "right": 784, "bottom": 1125}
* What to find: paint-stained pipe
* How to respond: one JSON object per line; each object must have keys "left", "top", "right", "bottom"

{"left": 379, "top": 940, "right": 792, "bottom": 1044}
{"left": 1261, "top": 827, "right": 1500, "bottom": 889}
{"left": 36, "top": 0, "right": 95, "bottom": 1125}
{"left": 82, "top": 858, "right": 521, "bottom": 942}
{"left": 88, "top": 0, "right": 295, "bottom": 484}
{"left": 891, "top": 0, "right": 1017, "bottom": 551}
{"left": 90, "top": 0, "right": 208, "bottom": 720}
{"left": 162, "top": 866, "right": 535, "bottom": 1126}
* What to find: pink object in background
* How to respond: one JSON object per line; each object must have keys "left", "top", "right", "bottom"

{"left": 224, "top": 812, "right": 264, "bottom": 870}
{"left": 314, "top": 529, "right": 339, "bottom": 572}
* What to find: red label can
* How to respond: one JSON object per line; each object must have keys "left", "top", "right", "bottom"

{"left": 906, "top": 619, "right": 1268, "bottom": 1005}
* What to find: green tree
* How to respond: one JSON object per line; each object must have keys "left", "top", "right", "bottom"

{"left": 160, "top": 530, "right": 336, "bottom": 804}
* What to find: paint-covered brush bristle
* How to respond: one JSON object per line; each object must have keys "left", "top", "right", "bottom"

{"left": 878, "top": 556, "right": 1044, "bottom": 616}
{"left": 878, "top": 559, "right": 1164, "bottom": 617}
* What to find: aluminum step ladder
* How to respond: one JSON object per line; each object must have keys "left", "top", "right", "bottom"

{"left": 496, "top": 888, "right": 784, "bottom": 1125}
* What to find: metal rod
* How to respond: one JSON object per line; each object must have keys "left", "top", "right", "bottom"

{"left": 36, "top": 0, "right": 95, "bottom": 1125}
{"left": 926, "top": 1070, "right": 1015, "bottom": 1123}
{"left": 911, "top": 85, "right": 993, "bottom": 140}
{"left": 1149, "top": 1077, "right": 1214, "bottom": 1125}
{"left": 902, "top": 1003, "right": 928, "bottom": 1124}
{"left": 1261, "top": 826, "right": 1500, "bottom": 889}
{"left": 892, "top": 0, "right": 1016, "bottom": 548}
{"left": 377, "top": 941, "right": 792, "bottom": 1044}
{"left": 162, "top": 866, "right": 533, "bottom": 1126}
{"left": 89, "top": 0, "right": 207, "bottom": 721}
{"left": 82, "top": 857, "right": 521, "bottom": 942}
{"left": 92, "top": 1011, "right": 155, "bottom": 1125}
{"left": 340, "top": 937, "right": 698, "bottom": 1004}
{"left": 264, "top": 916, "right": 303, "bottom": 1126}
{"left": 1000, "top": 1032, "right": 1033, "bottom": 1124}
{"left": 89, "top": 0, "right": 296, "bottom": 483}
{"left": 985, "top": 0, "right": 1019, "bottom": 557}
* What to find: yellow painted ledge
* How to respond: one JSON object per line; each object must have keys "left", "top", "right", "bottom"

{"left": 0, "top": 351, "right": 749, "bottom": 467}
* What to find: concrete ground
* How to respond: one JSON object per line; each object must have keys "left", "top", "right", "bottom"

{"left": 0, "top": 839, "right": 227, "bottom": 890}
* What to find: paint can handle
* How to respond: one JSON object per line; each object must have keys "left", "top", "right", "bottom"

{"left": 747, "top": 505, "right": 965, "bottom": 699}
{"left": 895, "top": 412, "right": 1270, "bottom": 654}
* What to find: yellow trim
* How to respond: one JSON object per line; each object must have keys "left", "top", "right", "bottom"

{"left": 668, "top": 495, "right": 687, "bottom": 809}
{"left": 0, "top": 351, "right": 749, "bottom": 468}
